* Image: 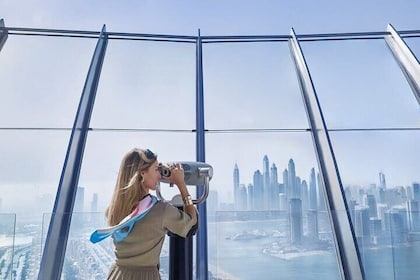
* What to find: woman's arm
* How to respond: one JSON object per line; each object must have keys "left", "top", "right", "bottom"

{"left": 169, "top": 163, "right": 198, "bottom": 225}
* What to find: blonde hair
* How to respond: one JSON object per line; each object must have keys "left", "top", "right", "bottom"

{"left": 106, "top": 148, "right": 157, "bottom": 226}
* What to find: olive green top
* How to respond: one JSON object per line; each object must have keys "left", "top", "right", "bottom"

{"left": 113, "top": 201, "right": 196, "bottom": 267}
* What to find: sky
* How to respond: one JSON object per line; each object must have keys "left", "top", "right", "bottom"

{"left": 0, "top": 1, "right": 419, "bottom": 212}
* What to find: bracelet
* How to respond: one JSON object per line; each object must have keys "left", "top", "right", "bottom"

{"left": 183, "top": 195, "right": 193, "bottom": 206}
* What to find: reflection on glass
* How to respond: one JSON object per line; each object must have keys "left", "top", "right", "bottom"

{"left": 330, "top": 131, "right": 420, "bottom": 279}
{"left": 206, "top": 132, "right": 340, "bottom": 279}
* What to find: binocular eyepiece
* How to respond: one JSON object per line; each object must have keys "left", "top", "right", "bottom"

{"left": 157, "top": 162, "right": 213, "bottom": 186}
{"left": 158, "top": 164, "right": 171, "bottom": 177}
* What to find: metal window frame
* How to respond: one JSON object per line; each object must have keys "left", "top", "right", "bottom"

{"left": 0, "top": 19, "right": 8, "bottom": 51}
{"left": 1, "top": 20, "right": 419, "bottom": 279}
{"left": 385, "top": 24, "right": 420, "bottom": 105}
{"left": 37, "top": 25, "right": 108, "bottom": 280}
{"left": 195, "top": 29, "right": 209, "bottom": 280}
{"left": 288, "top": 28, "right": 365, "bottom": 280}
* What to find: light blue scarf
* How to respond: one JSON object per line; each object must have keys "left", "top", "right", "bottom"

{"left": 90, "top": 195, "right": 158, "bottom": 243}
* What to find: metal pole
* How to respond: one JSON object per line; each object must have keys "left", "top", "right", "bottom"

{"left": 385, "top": 23, "right": 420, "bottom": 105}
{"left": 289, "top": 28, "right": 365, "bottom": 280}
{"left": 37, "top": 25, "right": 108, "bottom": 280}
{"left": 0, "top": 19, "right": 8, "bottom": 52}
{"left": 195, "top": 28, "right": 209, "bottom": 280}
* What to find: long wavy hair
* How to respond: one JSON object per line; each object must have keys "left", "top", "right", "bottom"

{"left": 106, "top": 148, "right": 157, "bottom": 226}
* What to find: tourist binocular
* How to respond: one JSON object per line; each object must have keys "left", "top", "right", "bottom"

{"left": 156, "top": 161, "right": 213, "bottom": 206}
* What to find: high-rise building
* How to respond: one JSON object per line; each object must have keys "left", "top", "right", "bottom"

{"left": 90, "top": 193, "right": 98, "bottom": 213}
{"left": 283, "top": 168, "right": 289, "bottom": 200}
{"left": 207, "top": 190, "right": 219, "bottom": 213}
{"left": 307, "top": 209, "right": 319, "bottom": 242}
{"left": 270, "top": 163, "right": 279, "bottom": 209}
{"left": 247, "top": 184, "right": 254, "bottom": 211}
{"left": 233, "top": 163, "right": 240, "bottom": 209}
{"left": 75, "top": 186, "right": 85, "bottom": 212}
{"left": 263, "top": 155, "right": 270, "bottom": 210}
{"left": 288, "top": 159, "right": 296, "bottom": 199}
{"left": 301, "top": 179, "right": 308, "bottom": 211}
{"left": 309, "top": 168, "right": 317, "bottom": 210}
{"left": 407, "top": 200, "right": 420, "bottom": 231}
{"left": 253, "top": 170, "right": 264, "bottom": 210}
{"left": 289, "top": 198, "right": 303, "bottom": 245}
{"left": 364, "top": 194, "right": 378, "bottom": 218}
{"left": 238, "top": 184, "right": 248, "bottom": 210}
{"left": 317, "top": 173, "right": 326, "bottom": 210}
{"left": 354, "top": 206, "right": 370, "bottom": 242}
{"left": 413, "top": 183, "right": 420, "bottom": 202}
{"left": 379, "top": 171, "right": 387, "bottom": 189}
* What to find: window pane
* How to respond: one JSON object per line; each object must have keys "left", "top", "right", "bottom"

{"left": 0, "top": 214, "right": 16, "bottom": 280}
{"left": 0, "top": 35, "right": 96, "bottom": 127}
{"left": 63, "top": 131, "right": 195, "bottom": 279}
{"left": 404, "top": 36, "right": 420, "bottom": 62}
{"left": 91, "top": 41, "right": 196, "bottom": 130}
{"left": 301, "top": 39, "right": 420, "bottom": 129}
{"left": 329, "top": 130, "right": 420, "bottom": 279}
{"left": 203, "top": 42, "right": 308, "bottom": 130}
{"left": 206, "top": 132, "right": 341, "bottom": 280}
{"left": 0, "top": 130, "right": 70, "bottom": 278}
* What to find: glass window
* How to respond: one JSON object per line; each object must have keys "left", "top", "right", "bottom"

{"left": 0, "top": 130, "right": 71, "bottom": 278}
{"left": 203, "top": 42, "right": 308, "bottom": 130}
{"left": 63, "top": 131, "right": 195, "bottom": 279}
{"left": 206, "top": 132, "right": 341, "bottom": 280}
{"left": 0, "top": 214, "right": 16, "bottom": 280}
{"left": 329, "top": 130, "right": 420, "bottom": 279}
{"left": 300, "top": 39, "right": 420, "bottom": 129}
{"left": 404, "top": 36, "right": 420, "bottom": 63}
{"left": 0, "top": 35, "right": 96, "bottom": 127}
{"left": 90, "top": 40, "right": 196, "bottom": 130}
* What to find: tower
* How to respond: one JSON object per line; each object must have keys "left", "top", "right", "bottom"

{"left": 233, "top": 163, "right": 240, "bottom": 209}
{"left": 263, "top": 155, "right": 270, "bottom": 209}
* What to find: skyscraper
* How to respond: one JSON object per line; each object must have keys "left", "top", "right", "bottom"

{"left": 413, "top": 182, "right": 420, "bottom": 202}
{"left": 283, "top": 168, "right": 289, "bottom": 200}
{"left": 233, "top": 163, "right": 240, "bottom": 209}
{"left": 90, "top": 193, "right": 98, "bottom": 213}
{"left": 289, "top": 198, "right": 303, "bottom": 245}
{"left": 364, "top": 194, "right": 378, "bottom": 218}
{"left": 270, "top": 163, "right": 279, "bottom": 209}
{"left": 309, "top": 168, "right": 317, "bottom": 210}
{"left": 379, "top": 171, "right": 387, "bottom": 189}
{"left": 253, "top": 170, "right": 264, "bottom": 210}
{"left": 263, "top": 155, "right": 270, "bottom": 210}
{"left": 75, "top": 186, "right": 85, "bottom": 212}
{"left": 288, "top": 159, "right": 296, "bottom": 199}
{"left": 407, "top": 200, "right": 420, "bottom": 231}
{"left": 307, "top": 209, "right": 319, "bottom": 242}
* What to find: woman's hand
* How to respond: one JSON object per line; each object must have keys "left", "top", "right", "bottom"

{"left": 168, "top": 163, "right": 185, "bottom": 187}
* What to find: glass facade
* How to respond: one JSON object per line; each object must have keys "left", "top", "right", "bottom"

{"left": 0, "top": 23, "right": 419, "bottom": 280}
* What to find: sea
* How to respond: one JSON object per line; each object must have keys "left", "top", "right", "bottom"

{"left": 205, "top": 220, "right": 420, "bottom": 280}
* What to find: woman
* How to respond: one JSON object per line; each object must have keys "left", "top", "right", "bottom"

{"left": 105, "top": 148, "right": 197, "bottom": 280}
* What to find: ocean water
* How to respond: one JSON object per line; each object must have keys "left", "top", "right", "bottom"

{"left": 206, "top": 220, "right": 420, "bottom": 280}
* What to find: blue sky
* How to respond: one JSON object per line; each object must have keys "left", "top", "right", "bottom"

{"left": 0, "top": 1, "right": 419, "bottom": 210}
